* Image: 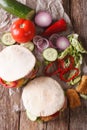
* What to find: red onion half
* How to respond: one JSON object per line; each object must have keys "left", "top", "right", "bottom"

{"left": 56, "top": 37, "right": 70, "bottom": 50}
{"left": 35, "top": 11, "right": 52, "bottom": 27}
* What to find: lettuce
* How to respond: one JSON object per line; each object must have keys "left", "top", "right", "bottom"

{"left": 68, "top": 34, "right": 87, "bottom": 53}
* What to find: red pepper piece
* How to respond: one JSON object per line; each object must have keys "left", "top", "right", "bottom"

{"left": 0, "top": 78, "right": 6, "bottom": 86}
{"left": 42, "top": 19, "right": 67, "bottom": 37}
{"left": 0, "top": 78, "right": 17, "bottom": 88}
{"left": 60, "top": 68, "right": 79, "bottom": 82}
{"left": 57, "top": 59, "right": 65, "bottom": 71}
{"left": 44, "top": 61, "right": 62, "bottom": 76}
{"left": 44, "top": 55, "right": 74, "bottom": 76}
{"left": 44, "top": 55, "right": 79, "bottom": 82}
{"left": 30, "top": 68, "right": 38, "bottom": 79}
{"left": 6, "top": 81, "right": 17, "bottom": 88}
{"left": 60, "top": 55, "right": 75, "bottom": 70}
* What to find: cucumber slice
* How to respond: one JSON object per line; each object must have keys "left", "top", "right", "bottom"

{"left": 21, "top": 42, "right": 34, "bottom": 51}
{"left": 0, "top": 0, "right": 35, "bottom": 19}
{"left": 80, "top": 94, "right": 87, "bottom": 100}
{"left": 43, "top": 48, "right": 58, "bottom": 61}
{"left": 26, "top": 110, "right": 37, "bottom": 121}
{"left": 1, "top": 33, "right": 16, "bottom": 46}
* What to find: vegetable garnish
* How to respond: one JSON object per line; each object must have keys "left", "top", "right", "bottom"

{"left": 80, "top": 94, "right": 87, "bottom": 100}
{"left": 49, "top": 33, "right": 59, "bottom": 48}
{"left": 68, "top": 34, "right": 87, "bottom": 53}
{"left": 56, "top": 37, "right": 70, "bottom": 50}
{"left": 59, "top": 55, "right": 75, "bottom": 70}
{"left": 1, "top": 32, "right": 16, "bottom": 46}
{"left": 20, "top": 42, "right": 34, "bottom": 51}
{"left": 44, "top": 55, "right": 79, "bottom": 82}
{"left": 33, "top": 35, "right": 42, "bottom": 45}
{"left": 57, "top": 34, "right": 87, "bottom": 85}
{"left": 35, "top": 11, "right": 52, "bottom": 27}
{"left": 43, "top": 48, "right": 58, "bottom": 62}
{"left": 42, "top": 19, "right": 67, "bottom": 37}
{"left": 45, "top": 55, "right": 74, "bottom": 76}
{"left": 11, "top": 19, "right": 36, "bottom": 43}
{"left": 0, "top": 78, "right": 17, "bottom": 88}
{"left": 60, "top": 67, "right": 79, "bottom": 82}
{"left": 44, "top": 60, "right": 58, "bottom": 76}
{"left": 33, "top": 35, "right": 50, "bottom": 52}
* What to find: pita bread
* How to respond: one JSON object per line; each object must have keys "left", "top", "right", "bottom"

{"left": 22, "top": 77, "right": 65, "bottom": 117}
{"left": 0, "top": 45, "right": 36, "bottom": 81}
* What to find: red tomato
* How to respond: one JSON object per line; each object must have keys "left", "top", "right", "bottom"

{"left": 11, "top": 19, "right": 36, "bottom": 43}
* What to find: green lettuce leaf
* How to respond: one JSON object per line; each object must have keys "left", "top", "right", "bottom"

{"left": 68, "top": 34, "right": 87, "bottom": 53}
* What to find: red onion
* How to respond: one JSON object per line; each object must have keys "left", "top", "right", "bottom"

{"left": 33, "top": 35, "right": 50, "bottom": 52}
{"left": 33, "top": 35, "right": 42, "bottom": 45}
{"left": 36, "top": 38, "right": 50, "bottom": 52}
{"left": 56, "top": 37, "right": 70, "bottom": 50}
{"left": 49, "top": 33, "right": 59, "bottom": 48}
{"left": 35, "top": 11, "right": 52, "bottom": 27}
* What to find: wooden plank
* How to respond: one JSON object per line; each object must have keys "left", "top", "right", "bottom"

{"left": 69, "top": 0, "right": 87, "bottom": 130}
{"left": 69, "top": 103, "right": 87, "bottom": 130}
{"left": 0, "top": 87, "right": 20, "bottom": 130}
{"left": 70, "top": 0, "right": 87, "bottom": 49}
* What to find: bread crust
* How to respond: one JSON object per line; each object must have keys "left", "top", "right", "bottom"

{"left": 40, "top": 111, "right": 59, "bottom": 122}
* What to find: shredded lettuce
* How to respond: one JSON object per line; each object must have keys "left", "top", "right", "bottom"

{"left": 68, "top": 34, "right": 87, "bottom": 53}
{"left": 58, "top": 45, "right": 73, "bottom": 59}
{"left": 58, "top": 34, "right": 87, "bottom": 85}
{"left": 26, "top": 110, "right": 37, "bottom": 121}
{"left": 68, "top": 76, "right": 81, "bottom": 85}
{"left": 80, "top": 94, "right": 87, "bottom": 100}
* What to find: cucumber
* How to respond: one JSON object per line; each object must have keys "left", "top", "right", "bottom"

{"left": 26, "top": 110, "right": 37, "bottom": 121}
{"left": 80, "top": 94, "right": 87, "bottom": 100}
{"left": 1, "top": 32, "right": 16, "bottom": 46}
{"left": 21, "top": 42, "right": 34, "bottom": 51}
{"left": 43, "top": 48, "right": 58, "bottom": 61}
{"left": 0, "top": 0, "right": 35, "bottom": 19}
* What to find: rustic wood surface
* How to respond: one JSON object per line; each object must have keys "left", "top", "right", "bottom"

{"left": 0, "top": 0, "right": 87, "bottom": 130}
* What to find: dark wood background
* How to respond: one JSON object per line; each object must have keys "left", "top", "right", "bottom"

{"left": 0, "top": 0, "right": 87, "bottom": 130}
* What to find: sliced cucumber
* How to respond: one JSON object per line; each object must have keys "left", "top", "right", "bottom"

{"left": 26, "top": 110, "right": 37, "bottom": 121}
{"left": 1, "top": 33, "right": 16, "bottom": 46}
{"left": 43, "top": 48, "right": 58, "bottom": 61}
{"left": 80, "top": 94, "right": 87, "bottom": 100}
{"left": 21, "top": 42, "right": 34, "bottom": 51}
{"left": 0, "top": 0, "right": 35, "bottom": 19}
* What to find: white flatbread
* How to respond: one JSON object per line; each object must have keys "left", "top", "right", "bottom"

{"left": 0, "top": 45, "right": 36, "bottom": 81}
{"left": 22, "top": 77, "right": 65, "bottom": 117}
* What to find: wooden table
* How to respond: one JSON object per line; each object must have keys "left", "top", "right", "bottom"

{"left": 0, "top": 0, "right": 87, "bottom": 130}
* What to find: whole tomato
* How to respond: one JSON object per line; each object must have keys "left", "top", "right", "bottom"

{"left": 11, "top": 19, "right": 35, "bottom": 43}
